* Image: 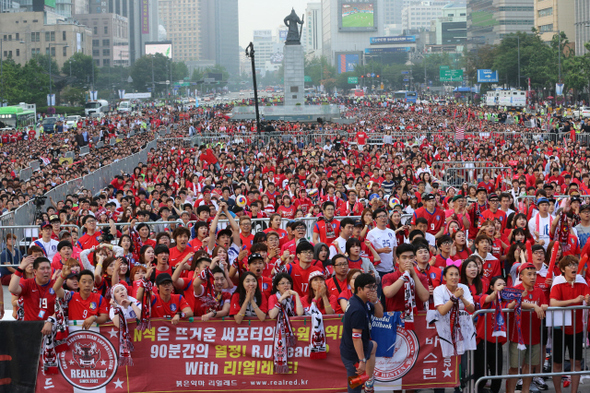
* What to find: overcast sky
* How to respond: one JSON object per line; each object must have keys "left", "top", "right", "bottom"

{"left": 238, "top": 0, "right": 309, "bottom": 48}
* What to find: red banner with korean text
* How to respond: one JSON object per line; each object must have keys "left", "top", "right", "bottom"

{"left": 34, "top": 314, "right": 458, "bottom": 393}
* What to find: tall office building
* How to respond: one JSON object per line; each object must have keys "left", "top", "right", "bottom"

{"left": 74, "top": 13, "right": 129, "bottom": 67}
{"left": 199, "top": 0, "right": 239, "bottom": 77}
{"left": 534, "top": 0, "right": 575, "bottom": 44}
{"left": 303, "top": 2, "right": 322, "bottom": 58}
{"left": 252, "top": 30, "right": 273, "bottom": 73}
{"left": 401, "top": 1, "right": 450, "bottom": 32}
{"left": 383, "top": 0, "right": 403, "bottom": 25}
{"left": 467, "top": 0, "right": 534, "bottom": 47}
{"left": 158, "top": 0, "right": 199, "bottom": 62}
{"left": 575, "top": 0, "right": 590, "bottom": 56}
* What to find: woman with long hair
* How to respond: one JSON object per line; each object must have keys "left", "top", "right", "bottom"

{"left": 505, "top": 242, "right": 525, "bottom": 285}
{"left": 451, "top": 229, "right": 471, "bottom": 261}
{"left": 460, "top": 256, "right": 486, "bottom": 306}
{"left": 230, "top": 271, "right": 267, "bottom": 323}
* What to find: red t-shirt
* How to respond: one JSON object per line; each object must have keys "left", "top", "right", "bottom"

{"left": 67, "top": 292, "right": 107, "bottom": 320}
{"left": 229, "top": 292, "right": 268, "bottom": 315}
{"left": 382, "top": 271, "right": 429, "bottom": 312}
{"left": 240, "top": 233, "right": 255, "bottom": 252}
{"left": 77, "top": 232, "right": 101, "bottom": 250}
{"left": 169, "top": 245, "right": 194, "bottom": 268}
{"left": 477, "top": 296, "right": 508, "bottom": 344}
{"left": 481, "top": 209, "right": 507, "bottom": 230}
{"left": 481, "top": 258, "right": 502, "bottom": 281}
{"left": 286, "top": 263, "right": 323, "bottom": 297}
{"left": 313, "top": 219, "right": 341, "bottom": 245}
{"left": 326, "top": 276, "right": 348, "bottom": 298}
{"left": 151, "top": 293, "right": 190, "bottom": 319}
{"left": 357, "top": 131, "right": 368, "bottom": 145}
{"left": 411, "top": 207, "right": 445, "bottom": 235}
{"left": 550, "top": 280, "right": 589, "bottom": 334}
{"left": 17, "top": 279, "right": 56, "bottom": 321}
{"left": 277, "top": 205, "right": 296, "bottom": 219}
{"left": 263, "top": 227, "right": 288, "bottom": 247}
{"left": 511, "top": 284, "right": 545, "bottom": 345}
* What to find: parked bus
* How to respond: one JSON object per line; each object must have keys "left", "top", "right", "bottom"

{"left": 0, "top": 103, "right": 37, "bottom": 130}
{"left": 393, "top": 90, "right": 417, "bottom": 103}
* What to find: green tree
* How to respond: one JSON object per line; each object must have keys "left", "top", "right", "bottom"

{"left": 60, "top": 86, "right": 86, "bottom": 106}
{"left": 129, "top": 54, "right": 170, "bottom": 93}
{"left": 62, "top": 52, "right": 98, "bottom": 87}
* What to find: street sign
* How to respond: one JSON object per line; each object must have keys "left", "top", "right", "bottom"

{"left": 366, "top": 73, "right": 371, "bottom": 77}
{"left": 403, "top": 78, "right": 409, "bottom": 82}
{"left": 439, "top": 69, "right": 463, "bottom": 82}
{"left": 371, "top": 73, "right": 375, "bottom": 78}
{"left": 439, "top": 65, "right": 449, "bottom": 70}
{"left": 348, "top": 77, "right": 359, "bottom": 84}
{"left": 401, "top": 71, "right": 409, "bottom": 74}
{"left": 304, "top": 76, "right": 312, "bottom": 82}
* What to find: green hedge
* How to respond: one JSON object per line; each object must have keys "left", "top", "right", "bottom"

{"left": 37, "top": 106, "right": 85, "bottom": 116}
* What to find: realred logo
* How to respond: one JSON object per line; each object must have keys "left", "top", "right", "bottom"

{"left": 373, "top": 327, "right": 419, "bottom": 382}
{"left": 58, "top": 330, "right": 118, "bottom": 390}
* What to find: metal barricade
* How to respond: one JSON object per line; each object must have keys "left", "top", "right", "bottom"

{"left": 444, "top": 165, "right": 513, "bottom": 188}
{"left": 467, "top": 305, "right": 590, "bottom": 393}
{"left": 0, "top": 224, "right": 80, "bottom": 262}
{"left": 80, "top": 146, "right": 90, "bottom": 155}
{"left": 18, "top": 166, "right": 32, "bottom": 181}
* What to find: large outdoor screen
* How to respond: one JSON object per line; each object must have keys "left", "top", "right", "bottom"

{"left": 339, "top": 1, "right": 377, "bottom": 32}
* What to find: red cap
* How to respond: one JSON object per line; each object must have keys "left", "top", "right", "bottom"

{"left": 518, "top": 262, "right": 536, "bottom": 274}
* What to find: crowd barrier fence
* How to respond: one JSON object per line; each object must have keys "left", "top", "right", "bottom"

{"left": 466, "top": 305, "right": 590, "bottom": 393}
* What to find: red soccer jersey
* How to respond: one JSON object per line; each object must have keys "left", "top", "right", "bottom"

{"left": 277, "top": 205, "right": 296, "bottom": 219}
{"left": 480, "top": 209, "right": 507, "bottom": 230}
{"left": 67, "top": 292, "right": 107, "bottom": 320}
{"left": 263, "top": 227, "right": 288, "bottom": 247}
{"left": 313, "top": 219, "right": 341, "bottom": 245}
{"left": 481, "top": 258, "right": 501, "bottom": 281}
{"left": 286, "top": 263, "right": 323, "bottom": 297}
{"left": 510, "top": 284, "right": 546, "bottom": 345}
{"left": 151, "top": 293, "right": 190, "bottom": 319}
{"left": 356, "top": 131, "right": 368, "bottom": 145}
{"left": 240, "top": 233, "right": 255, "bottom": 252}
{"left": 411, "top": 207, "right": 445, "bottom": 235}
{"left": 18, "top": 279, "right": 57, "bottom": 321}
{"left": 477, "top": 297, "right": 508, "bottom": 344}
{"left": 293, "top": 198, "right": 313, "bottom": 215}
{"left": 77, "top": 232, "right": 101, "bottom": 250}
{"left": 382, "top": 270, "right": 429, "bottom": 312}
{"left": 169, "top": 245, "right": 194, "bottom": 268}
{"left": 326, "top": 276, "right": 348, "bottom": 298}
{"left": 229, "top": 292, "right": 268, "bottom": 315}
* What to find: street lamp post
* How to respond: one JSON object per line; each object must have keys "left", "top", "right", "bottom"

{"left": 245, "top": 42, "right": 261, "bottom": 140}
{"left": 48, "top": 42, "right": 69, "bottom": 107}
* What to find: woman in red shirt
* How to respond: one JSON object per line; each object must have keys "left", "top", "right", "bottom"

{"left": 301, "top": 271, "right": 337, "bottom": 315}
{"left": 277, "top": 195, "right": 296, "bottom": 219}
{"left": 230, "top": 272, "right": 268, "bottom": 323}
{"left": 451, "top": 230, "right": 471, "bottom": 261}
{"left": 460, "top": 256, "right": 487, "bottom": 307}
{"left": 474, "top": 276, "right": 516, "bottom": 393}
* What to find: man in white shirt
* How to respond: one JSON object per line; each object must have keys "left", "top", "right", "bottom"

{"left": 367, "top": 208, "right": 398, "bottom": 299}
{"left": 31, "top": 222, "right": 60, "bottom": 261}
{"left": 528, "top": 198, "right": 554, "bottom": 250}
{"left": 329, "top": 218, "right": 355, "bottom": 259}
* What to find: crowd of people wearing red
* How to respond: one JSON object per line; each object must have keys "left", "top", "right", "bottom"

{"left": 2, "top": 99, "right": 590, "bottom": 393}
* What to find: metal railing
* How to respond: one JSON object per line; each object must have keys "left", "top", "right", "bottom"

{"left": 467, "top": 305, "right": 590, "bottom": 393}
{"left": 3, "top": 134, "right": 158, "bottom": 230}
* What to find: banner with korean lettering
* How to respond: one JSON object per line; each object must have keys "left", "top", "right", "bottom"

{"left": 141, "top": 0, "right": 149, "bottom": 34}
{"left": 34, "top": 314, "right": 457, "bottom": 392}
{"left": 373, "top": 312, "right": 460, "bottom": 390}
{"left": 35, "top": 317, "right": 347, "bottom": 393}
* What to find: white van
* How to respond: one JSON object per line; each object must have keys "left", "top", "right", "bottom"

{"left": 117, "top": 101, "right": 132, "bottom": 113}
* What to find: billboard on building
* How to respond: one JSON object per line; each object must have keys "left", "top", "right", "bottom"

{"left": 336, "top": 52, "right": 361, "bottom": 74}
{"left": 253, "top": 30, "right": 272, "bottom": 40}
{"left": 339, "top": 0, "right": 377, "bottom": 32}
{"left": 145, "top": 42, "right": 172, "bottom": 58}
{"left": 113, "top": 45, "right": 130, "bottom": 62}
{"left": 370, "top": 35, "right": 415, "bottom": 45}
{"left": 141, "top": 0, "right": 149, "bottom": 34}
{"left": 278, "top": 30, "right": 288, "bottom": 42}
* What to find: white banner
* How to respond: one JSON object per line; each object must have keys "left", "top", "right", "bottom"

{"left": 122, "top": 92, "right": 151, "bottom": 99}
{"left": 47, "top": 94, "right": 55, "bottom": 106}
{"left": 556, "top": 83, "right": 564, "bottom": 96}
{"left": 90, "top": 90, "right": 98, "bottom": 100}
{"left": 118, "top": 89, "right": 125, "bottom": 99}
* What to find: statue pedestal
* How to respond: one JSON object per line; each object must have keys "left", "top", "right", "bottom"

{"left": 283, "top": 44, "right": 305, "bottom": 107}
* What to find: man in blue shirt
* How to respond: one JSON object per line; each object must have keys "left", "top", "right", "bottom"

{"left": 0, "top": 233, "right": 22, "bottom": 285}
{"left": 341, "top": 273, "right": 383, "bottom": 393}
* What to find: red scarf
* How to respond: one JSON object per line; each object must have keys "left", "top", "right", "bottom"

{"left": 114, "top": 307, "right": 134, "bottom": 365}
{"left": 138, "top": 278, "right": 153, "bottom": 331}
{"left": 309, "top": 301, "right": 327, "bottom": 359}
{"left": 273, "top": 304, "right": 296, "bottom": 374}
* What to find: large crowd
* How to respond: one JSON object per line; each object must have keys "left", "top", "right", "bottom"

{"left": 1, "top": 96, "right": 590, "bottom": 393}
